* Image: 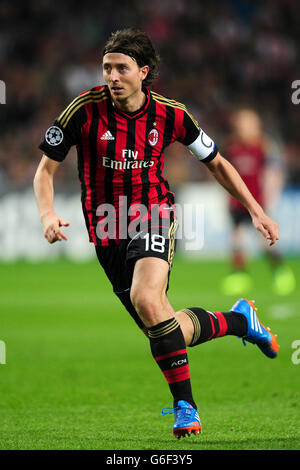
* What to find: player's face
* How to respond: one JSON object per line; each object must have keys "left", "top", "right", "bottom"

{"left": 102, "top": 53, "right": 149, "bottom": 103}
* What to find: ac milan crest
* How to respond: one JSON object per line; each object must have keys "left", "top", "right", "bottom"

{"left": 148, "top": 128, "right": 159, "bottom": 147}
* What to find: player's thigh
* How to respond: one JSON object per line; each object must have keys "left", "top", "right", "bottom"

{"left": 128, "top": 219, "right": 177, "bottom": 303}
{"left": 132, "top": 256, "right": 170, "bottom": 296}
{"left": 130, "top": 256, "right": 174, "bottom": 326}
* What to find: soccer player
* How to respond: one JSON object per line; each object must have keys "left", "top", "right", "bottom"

{"left": 34, "top": 28, "right": 279, "bottom": 439}
{"left": 221, "top": 108, "right": 296, "bottom": 296}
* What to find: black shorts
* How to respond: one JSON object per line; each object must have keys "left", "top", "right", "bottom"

{"left": 230, "top": 209, "right": 251, "bottom": 226}
{"left": 95, "top": 205, "right": 178, "bottom": 329}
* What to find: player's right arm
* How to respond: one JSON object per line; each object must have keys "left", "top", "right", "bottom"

{"left": 35, "top": 91, "right": 89, "bottom": 243}
{"left": 33, "top": 154, "right": 70, "bottom": 244}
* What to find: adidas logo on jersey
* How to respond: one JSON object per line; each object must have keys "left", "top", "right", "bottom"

{"left": 101, "top": 130, "right": 115, "bottom": 140}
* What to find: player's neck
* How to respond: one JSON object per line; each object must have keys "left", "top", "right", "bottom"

{"left": 112, "top": 88, "right": 146, "bottom": 113}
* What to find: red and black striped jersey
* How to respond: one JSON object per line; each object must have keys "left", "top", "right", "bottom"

{"left": 39, "top": 85, "right": 217, "bottom": 246}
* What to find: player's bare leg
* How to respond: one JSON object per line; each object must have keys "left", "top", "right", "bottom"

{"left": 130, "top": 257, "right": 173, "bottom": 327}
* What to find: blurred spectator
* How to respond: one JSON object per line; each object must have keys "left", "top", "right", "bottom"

{"left": 220, "top": 107, "right": 296, "bottom": 296}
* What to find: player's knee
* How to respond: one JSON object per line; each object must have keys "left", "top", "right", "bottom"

{"left": 130, "top": 286, "right": 157, "bottom": 314}
{"left": 130, "top": 287, "right": 164, "bottom": 326}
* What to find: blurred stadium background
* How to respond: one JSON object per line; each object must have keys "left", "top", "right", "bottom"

{"left": 0, "top": 0, "right": 300, "bottom": 450}
{"left": 0, "top": 0, "right": 300, "bottom": 260}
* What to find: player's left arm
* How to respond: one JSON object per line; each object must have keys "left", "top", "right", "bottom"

{"left": 205, "top": 152, "right": 279, "bottom": 246}
{"left": 177, "top": 107, "right": 278, "bottom": 245}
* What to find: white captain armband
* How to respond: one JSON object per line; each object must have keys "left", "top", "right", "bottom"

{"left": 187, "top": 129, "right": 218, "bottom": 163}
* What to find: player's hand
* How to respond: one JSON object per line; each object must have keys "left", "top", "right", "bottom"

{"left": 41, "top": 212, "right": 70, "bottom": 244}
{"left": 251, "top": 211, "right": 279, "bottom": 246}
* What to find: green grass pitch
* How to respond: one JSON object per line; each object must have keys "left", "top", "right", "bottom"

{"left": 0, "top": 256, "right": 300, "bottom": 450}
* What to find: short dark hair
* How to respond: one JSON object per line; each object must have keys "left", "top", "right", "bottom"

{"left": 102, "top": 28, "right": 160, "bottom": 86}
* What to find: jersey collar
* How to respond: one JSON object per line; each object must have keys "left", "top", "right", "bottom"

{"left": 109, "top": 86, "right": 151, "bottom": 120}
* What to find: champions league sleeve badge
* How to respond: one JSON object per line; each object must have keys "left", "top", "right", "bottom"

{"left": 45, "top": 126, "right": 64, "bottom": 146}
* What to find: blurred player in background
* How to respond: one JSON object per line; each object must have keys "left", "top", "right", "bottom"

{"left": 221, "top": 108, "right": 296, "bottom": 296}
{"left": 34, "top": 29, "right": 279, "bottom": 439}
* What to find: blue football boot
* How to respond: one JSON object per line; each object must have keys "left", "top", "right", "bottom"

{"left": 162, "top": 400, "right": 202, "bottom": 439}
{"left": 230, "top": 298, "right": 279, "bottom": 358}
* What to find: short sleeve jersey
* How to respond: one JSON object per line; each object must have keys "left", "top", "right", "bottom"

{"left": 39, "top": 85, "right": 218, "bottom": 245}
